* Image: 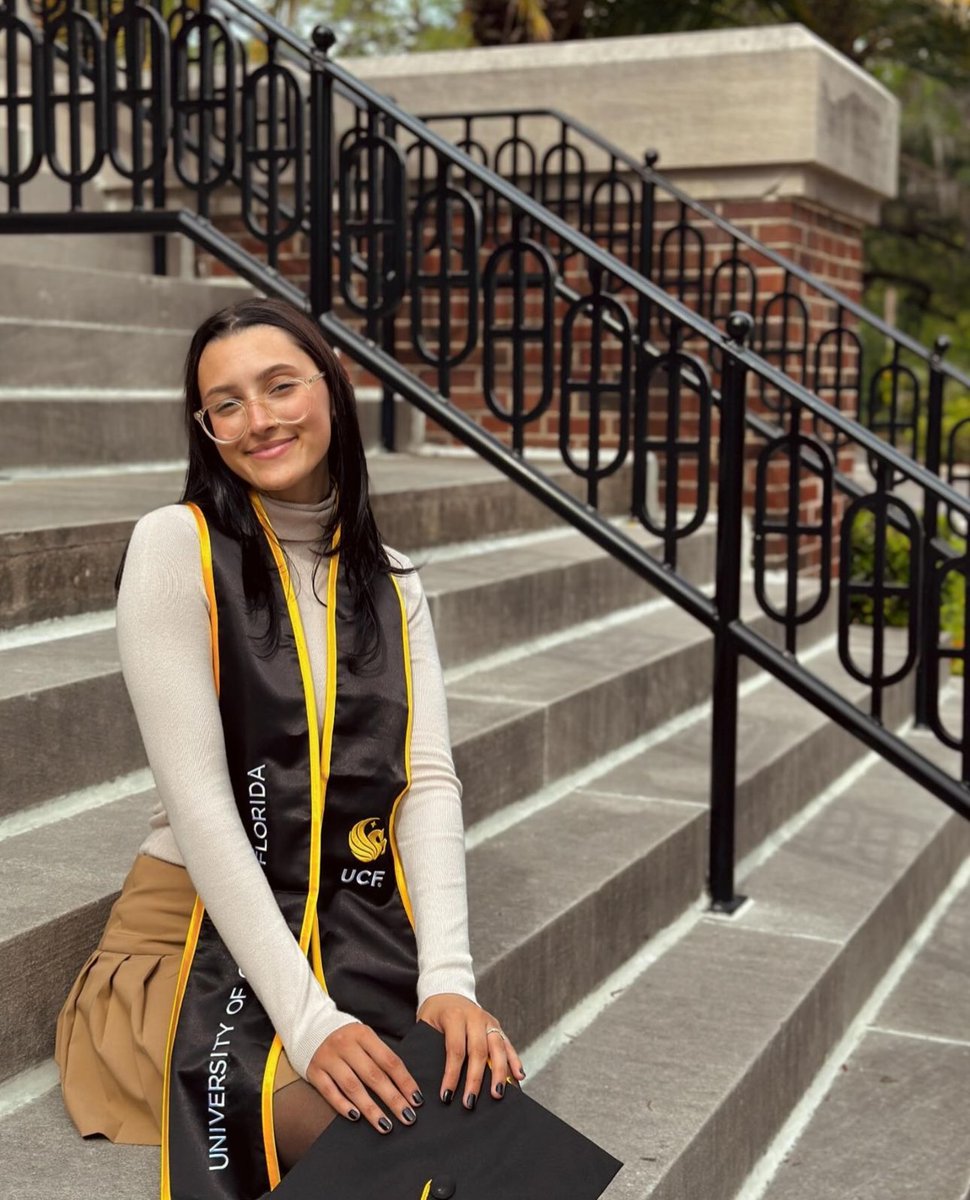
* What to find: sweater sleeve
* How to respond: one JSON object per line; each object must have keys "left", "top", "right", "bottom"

{"left": 116, "top": 505, "right": 358, "bottom": 1079}
{"left": 389, "top": 554, "right": 478, "bottom": 1007}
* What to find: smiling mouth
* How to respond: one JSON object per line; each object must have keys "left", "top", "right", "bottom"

{"left": 247, "top": 437, "right": 296, "bottom": 459}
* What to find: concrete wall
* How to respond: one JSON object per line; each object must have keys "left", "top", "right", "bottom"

{"left": 344, "top": 23, "right": 899, "bottom": 224}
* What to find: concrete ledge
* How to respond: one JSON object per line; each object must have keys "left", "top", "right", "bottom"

{"left": 347, "top": 24, "right": 899, "bottom": 222}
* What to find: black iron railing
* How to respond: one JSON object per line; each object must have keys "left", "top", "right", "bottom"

{"left": 2, "top": 0, "right": 968, "bottom": 913}
{"left": 419, "top": 107, "right": 970, "bottom": 502}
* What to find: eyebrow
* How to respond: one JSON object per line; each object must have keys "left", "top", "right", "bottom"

{"left": 201, "top": 363, "right": 301, "bottom": 404}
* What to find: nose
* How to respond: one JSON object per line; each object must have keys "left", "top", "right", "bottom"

{"left": 247, "top": 395, "right": 279, "bottom": 435}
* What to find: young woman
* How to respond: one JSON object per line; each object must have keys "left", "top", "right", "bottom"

{"left": 54, "top": 297, "right": 523, "bottom": 1196}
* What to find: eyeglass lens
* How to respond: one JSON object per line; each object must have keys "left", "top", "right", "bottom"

{"left": 201, "top": 378, "right": 314, "bottom": 442}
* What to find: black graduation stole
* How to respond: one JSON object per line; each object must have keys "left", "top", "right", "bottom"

{"left": 160, "top": 492, "right": 420, "bottom": 1200}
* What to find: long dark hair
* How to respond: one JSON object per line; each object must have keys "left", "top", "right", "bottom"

{"left": 117, "top": 297, "right": 401, "bottom": 667}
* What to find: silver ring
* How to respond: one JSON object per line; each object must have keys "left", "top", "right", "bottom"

{"left": 485, "top": 1026, "right": 505, "bottom": 1039}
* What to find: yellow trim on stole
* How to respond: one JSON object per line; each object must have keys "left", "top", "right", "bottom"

{"left": 418, "top": 1182, "right": 432, "bottom": 1200}
{"left": 387, "top": 574, "right": 416, "bottom": 929}
{"left": 160, "top": 897, "right": 205, "bottom": 1200}
{"left": 161, "top": 504, "right": 219, "bottom": 1200}
{"left": 251, "top": 492, "right": 339, "bottom": 1187}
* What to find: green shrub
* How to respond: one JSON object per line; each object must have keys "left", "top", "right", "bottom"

{"left": 915, "top": 390, "right": 970, "bottom": 464}
{"left": 847, "top": 509, "right": 966, "bottom": 675}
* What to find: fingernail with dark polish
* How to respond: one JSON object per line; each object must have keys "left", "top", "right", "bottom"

{"left": 412, "top": 1090, "right": 425, "bottom": 1106}
{"left": 402, "top": 1107, "right": 416, "bottom": 1123}
{"left": 378, "top": 1116, "right": 393, "bottom": 1133}
{"left": 495, "top": 1083, "right": 505, "bottom": 1098}
{"left": 348, "top": 1108, "right": 360, "bottom": 1121}
{"left": 464, "top": 1093, "right": 477, "bottom": 1111}
{"left": 518, "top": 1067, "right": 527, "bottom": 1079}
{"left": 441, "top": 1089, "right": 453, "bottom": 1105}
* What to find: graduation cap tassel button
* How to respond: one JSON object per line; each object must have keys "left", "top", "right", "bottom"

{"left": 430, "top": 1177, "right": 456, "bottom": 1199}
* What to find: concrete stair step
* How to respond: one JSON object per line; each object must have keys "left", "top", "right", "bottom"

{"left": 577, "top": 631, "right": 912, "bottom": 862}
{"left": 524, "top": 744, "right": 970, "bottom": 1200}
{"left": 0, "top": 573, "right": 720, "bottom": 823}
{"left": 0, "top": 231, "right": 157, "bottom": 276}
{"left": 0, "top": 633, "right": 885, "bottom": 1090}
{"left": 0, "top": 1085, "right": 157, "bottom": 1200}
{"left": 0, "top": 319, "right": 190, "bottom": 389}
{"left": 0, "top": 259, "right": 254, "bottom": 327}
{"left": 0, "top": 387, "right": 418, "bottom": 471}
{"left": 0, "top": 393, "right": 187, "bottom": 471}
{"left": 0, "top": 642, "right": 942, "bottom": 1198}
{"left": 443, "top": 591, "right": 805, "bottom": 825}
{"left": 755, "top": 868, "right": 970, "bottom": 1200}
{"left": 0, "top": 628, "right": 142, "bottom": 820}
{"left": 419, "top": 520, "right": 715, "bottom": 669}
{"left": 467, "top": 635, "right": 912, "bottom": 1048}
{"left": 0, "top": 791, "right": 153, "bottom": 1088}
{"left": 0, "top": 456, "right": 632, "bottom": 628}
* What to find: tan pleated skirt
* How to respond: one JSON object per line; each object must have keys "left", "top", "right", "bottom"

{"left": 55, "top": 852, "right": 300, "bottom": 1145}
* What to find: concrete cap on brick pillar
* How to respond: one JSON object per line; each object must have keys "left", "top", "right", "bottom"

{"left": 345, "top": 23, "right": 900, "bottom": 224}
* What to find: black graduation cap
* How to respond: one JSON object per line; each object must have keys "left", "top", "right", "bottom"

{"left": 269, "top": 1020, "right": 622, "bottom": 1199}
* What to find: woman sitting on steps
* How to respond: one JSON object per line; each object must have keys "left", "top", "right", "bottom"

{"left": 54, "top": 296, "right": 523, "bottom": 1197}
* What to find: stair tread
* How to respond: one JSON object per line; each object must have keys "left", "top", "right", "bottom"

{"left": 0, "top": 255, "right": 253, "bottom": 319}
{"left": 759, "top": 872, "right": 970, "bottom": 1200}
{"left": 585, "top": 633, "right": 910, "bottom": 805}
{"left": 0, "top": 389, "right": 184, "bottom": 401}
{"left": 874, "top": 865, "right": 970, "bottom": 1045}
{"left": 1, "top": 794, "right": 152, "bottom": 944}
{"left": 447, "top": 602, "right": 707, "bottom": 705}
{"left": 0, "top": 559, "right": 686, "bottom": 695}
{"left": 0, "top": 1087, "right": 156, "bottom": 1200}
{"left": 0, "top": 628, "right": 118, "bottom": 700}
{"left": 0, "top": 640, "right": 905, "bottom": 1018}
{"left": 466, "top": 639, "right": 907, "bottom": 964}
{"left": 525, "top": 766, "right": 965, "bottom": 1200}
{"left": 732, "top": 759, "right": 955, "bottom": 942}
{"left": 0, "top": 315, "right": 201, "bottom": 334}
{"left": 418, "top": 519, "right": 663, "bottom": 590}
{"left": 761, "top": 1028, "right": 970, "bottom": 1200}
{"left": 0, "top": 455, "right": 542, "bottom": 535}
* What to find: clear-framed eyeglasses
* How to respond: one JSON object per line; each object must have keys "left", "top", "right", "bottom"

{"left": 194, "top": 370, "right": 326, "bottom": 444}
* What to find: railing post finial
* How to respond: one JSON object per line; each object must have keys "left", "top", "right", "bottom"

{"left": 312, "top": 25, "right": 337, "bottom": 55}
{"left": 726, "top": 310, "right": 754, "bottom": 346}
{"left": 933, "top": 333, "right": 951, "bottom": 361}
{"left": 644, "top": 149, "right": 660, "bottom": 169}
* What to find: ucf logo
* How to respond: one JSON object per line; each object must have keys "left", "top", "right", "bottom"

{"left": 342, "top": 817, "right": 388, "bottom": 888}
{"left": 349, "top": 817, "right": 387, "bottom": 862}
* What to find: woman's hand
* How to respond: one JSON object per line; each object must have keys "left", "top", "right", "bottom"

{"left": 307, "top": 1023, "right": 425, "bottom": 1134}
{"left": 417, "top": 993, "right": 525, "bottom": 1110}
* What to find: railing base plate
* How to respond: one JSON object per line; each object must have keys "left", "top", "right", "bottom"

{"left": 707, "top": 894, "right": 748, "bottom": 916}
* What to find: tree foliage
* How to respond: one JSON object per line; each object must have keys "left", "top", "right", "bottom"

{"left": 582, "top": 0, "right": 970, "bottom": 85}
{"left": 286, "top": 0, "right": 471, "bottom": 55}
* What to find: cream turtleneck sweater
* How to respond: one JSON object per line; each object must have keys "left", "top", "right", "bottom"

{"left": 116, "top": 489, "right": 477, "bottom": 1079}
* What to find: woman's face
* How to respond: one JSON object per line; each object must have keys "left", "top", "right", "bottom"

{"left": 197, "top": 324, "right": 332, "bottom": 504}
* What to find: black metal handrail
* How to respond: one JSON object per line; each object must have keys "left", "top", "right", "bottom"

{"left": 3, "top": 0, "right": 968, "bottom": 915}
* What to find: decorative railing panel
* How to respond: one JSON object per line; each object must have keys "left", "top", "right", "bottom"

{"left": 419, "top": 108, "right": 970, "bottom": 536}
